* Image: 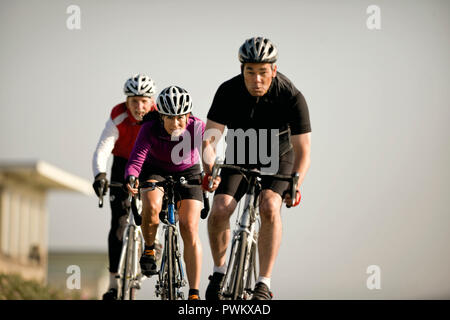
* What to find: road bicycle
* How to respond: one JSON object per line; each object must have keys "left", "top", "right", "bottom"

{"left": 210, "top": 158, "right": 298, "bottom": 300}
{"left": 139, "top": 175, "right": 209, "bottom": 300}
{"left": 98, "top": 178, "right": 146, "bottom": 300}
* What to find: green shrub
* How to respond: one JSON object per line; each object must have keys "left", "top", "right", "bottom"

{"left": 0, "top": 273, "right": 81, "bottom": 300}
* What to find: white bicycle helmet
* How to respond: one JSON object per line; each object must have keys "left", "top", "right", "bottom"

{"left": 123, "top": 73, "right": 156, "bottom": 97}
{"left": 238, "top": 37, "right": 278, "bottom": 64}
{"left": 156, "top": 86, "right": 193, "bottom": 116}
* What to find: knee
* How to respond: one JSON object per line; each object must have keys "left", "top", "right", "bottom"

{"left": 208, "top": 198, "right": 235, "bottom": 227}
{"left": 259, "top": 195, "right": 281, "bottom": 222}
{"left": 142, "top": 201, "right": 161, "bottom": 222}
{"left": 179, "top": 221, "right": 198, "bottom": 244}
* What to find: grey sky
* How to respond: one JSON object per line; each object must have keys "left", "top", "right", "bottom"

{"left": 1, "top": 0, "right": 449, "bottom": 299}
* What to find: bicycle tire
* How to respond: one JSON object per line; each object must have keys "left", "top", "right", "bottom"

{"left": 128, "top": 229, "right": 143, "bottom": 300}
{"left": 158, "top": 226, "right": 171, "bottom": 300}
{"left": 220, "top": 230, "right": 245, "bottom": 300}
{"left": 120, "top": 225, "right": 135, "bottom": 300}
{"left": 232, "top": 231, "right": 248, "bottom": 300}
{"left": 167, "top": 226, "right": 176, "bottom": 300}
{"left": 220, "top": 235, "right": 239, "bottom": 299}
{"left": 244, "top": 240, "right": 258, "bottom": 299}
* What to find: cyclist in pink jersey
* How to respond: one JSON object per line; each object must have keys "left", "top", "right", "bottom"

{"left": 92, "top": 74, "right": 157, "bottom": 300}
{"left": 125, "top": 86, "right": 209, "bottom": 300}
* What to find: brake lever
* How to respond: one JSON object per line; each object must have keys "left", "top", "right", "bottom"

{"left": 209, "top": 157, "right": 224, "bottom": 189}
{"left": 285, "top": 174, "right": 299, "bottom": 208}
{"left": 98, "top": 181, "right": 105, "bottom": 208}
{"left": 291, "top": 174, "right": 299, "bottom": 202}
{"left": 201, "top": 191, "right": 210, "bottom": 219}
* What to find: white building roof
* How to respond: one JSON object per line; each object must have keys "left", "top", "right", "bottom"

{"left": 0, "top": 160, "right": 94, "bottom": 195}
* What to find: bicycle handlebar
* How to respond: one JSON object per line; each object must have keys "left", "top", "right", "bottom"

{"left": 97, "top": 178, "right": 109, "bottom": 208}
{"left": 139, "top": 176, "right": 211, "bottom": 220}
{"left": 139, "top": 176, "right": 201, "bottom": 190}
{"left": 97, "top": 180, "right": 135, "bottom": 203}
{"left": 210, "top": 158, "right": 299, "bottom": 206}
{"left": 98, "top": 180, "right": 142, "bottom": 225}
{"left": 99, "top": 176, "right": 211, "bottom": 220}
{"left": 98, "top": 185, "right": 104, "bottom": 208}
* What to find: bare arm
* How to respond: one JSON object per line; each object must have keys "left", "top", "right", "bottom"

{"left": 291, "top": 132, "right": 311, "bottom": 187}
{"left": 202, "top": 119, "right": 225, "bottom": 175}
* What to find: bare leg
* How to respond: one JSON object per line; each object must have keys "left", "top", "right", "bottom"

{"left": 258, "top": 189, "right": 283, "bottom": 278}
{"left": 207, "top": 194, "right": 237, "bottom": 268}
{"left": 140, "top": 181, "right": 164, "bottom": 246}
{"left": 178, "top": 199, "right": 203, "bottom": 290}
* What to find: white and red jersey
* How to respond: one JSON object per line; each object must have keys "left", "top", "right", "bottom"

{"left": 92, "top": 103, "right": 142, "bottom": 177}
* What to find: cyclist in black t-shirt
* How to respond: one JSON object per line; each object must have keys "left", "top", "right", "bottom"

{"left": 201, "top": 37, "right": 312, "bottom": 300}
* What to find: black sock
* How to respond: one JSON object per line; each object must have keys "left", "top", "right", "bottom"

{"left": 144, "top": 244, "right": 155, "bottom": 255}
{"left": 189, "top": 289, "right": 199, "bottom": 296}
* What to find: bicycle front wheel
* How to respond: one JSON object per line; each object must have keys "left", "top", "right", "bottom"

{"left": 129, "top": 228, "right": 144, "bottom": 300}
{"left": 119, "top": 225, "right": 135, "bottom": 300}
{"left": 244, "top": 239, "right": 258, "bottom": 299}
{"left": 167, "top": 226, "right": 176, "bottom": 300}
{"left": 232, "top": 231, "right": 248, "bottom": 300}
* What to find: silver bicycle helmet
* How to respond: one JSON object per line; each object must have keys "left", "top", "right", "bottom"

{"left": 123, "top": 73, "right": 156, "bottom": 97}
{"left": 238, "top": 37, "right": 278, "bottom": 64}
{"left": 156, "top": 86, "right": 193, "bottom": 116}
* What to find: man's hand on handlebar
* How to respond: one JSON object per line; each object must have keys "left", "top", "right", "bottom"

{"left": 125, "top": 175, "right": 139, "bottom": 196}
{"left": 284, "top": 188, "right": 301, "bottom": 208}
{"left": 201, "top": 173, "right": 221, "bottom": 192}
{"left": 284, "top": 172, "right": 301, "bottom": 208}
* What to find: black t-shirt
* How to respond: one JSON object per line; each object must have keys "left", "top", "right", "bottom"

{"left": 207, "top": 72, "right": 311, "bottom": 165}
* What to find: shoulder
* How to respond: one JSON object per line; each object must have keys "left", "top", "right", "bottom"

{"left": 188, "top": 115, "right": 206, "bottom": 129}
{"left": 216, "top": 74, "right": 243, "bottom": 94}
{"left": 141, "top": 118, "right": 158, "bottom": 131}
{"left": 273, "top": 72, "right": 300, "bottom": 97}
{"left": 110, "top": 102, "right": 129, "bottom": 125}
{"left": 110, "top": 102, "right": 127, "bottom": 119}
{"left": 141, "top": 110, "right": 159, "bottom": 123}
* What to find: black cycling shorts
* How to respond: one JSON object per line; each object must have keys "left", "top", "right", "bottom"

{"left": 139, "top": 164, "right": 203, "bottom": 202}
{"left": 215, "top": 149, "right": 294, "bottom": 202}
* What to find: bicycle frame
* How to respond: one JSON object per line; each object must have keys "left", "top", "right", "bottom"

{"left": 107, "top": 182, "right": 145, "bottom": 300}
{"left": 116, "top": 206, "right": 145, "bottom": 300}
{"left": 142, "top": 176, "right": 199, "bottom": 300}
{"left": 211, "top": 162, "right": 296, "bottom": 300}
{"left": 220, "top": 172, "right": 261, "bottom": 300}
{"left": 156, "top": 201, "right": 187, "bottom": 300}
